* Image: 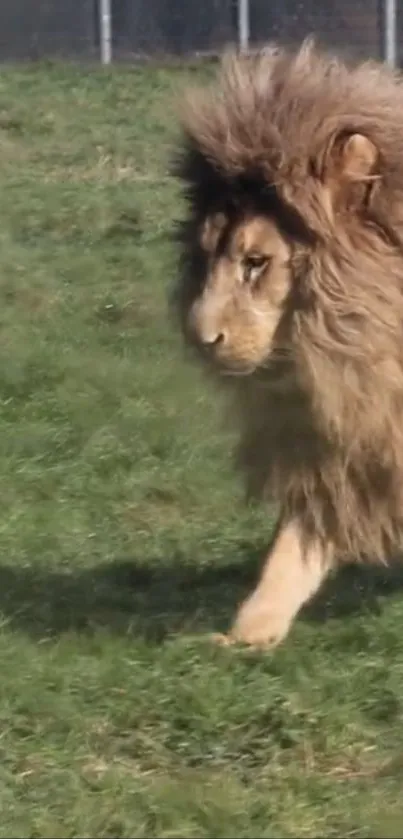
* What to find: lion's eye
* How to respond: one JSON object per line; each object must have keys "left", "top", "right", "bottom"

{"left": 242, "top": 254, "right": 270, "bottom": 283}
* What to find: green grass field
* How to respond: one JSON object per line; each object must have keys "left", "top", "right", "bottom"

{"left": 0, "top": 59, "right": 403, "bottom": 838}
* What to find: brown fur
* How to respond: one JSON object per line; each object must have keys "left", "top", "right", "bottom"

{"left": 171, "top": 39, "right": 403, "bottom": 576}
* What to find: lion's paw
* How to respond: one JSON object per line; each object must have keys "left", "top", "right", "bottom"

{"left": 227, "top": 597, "right": 293, "bottom": 649}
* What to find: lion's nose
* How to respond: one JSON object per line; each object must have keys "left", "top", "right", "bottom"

{"left": 188, "top": 301, "right": 227, "bottom": 349}
{"left": 199, "top": 331, "right": 225, "bottom": 348}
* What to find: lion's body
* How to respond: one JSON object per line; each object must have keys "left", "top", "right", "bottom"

{"left": 171, "top": 41, "right": 403, "bottom": 645}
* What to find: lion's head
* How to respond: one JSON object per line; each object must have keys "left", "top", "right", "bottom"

{"left": 187, "top": 211, "right": 295, "bottom": 375}
{"left": 171, "top": 40, "right": 403, "bottom": 562}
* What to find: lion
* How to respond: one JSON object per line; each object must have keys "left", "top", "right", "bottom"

{"left": 171, "top": 39, "right": 403, "bottom": 648}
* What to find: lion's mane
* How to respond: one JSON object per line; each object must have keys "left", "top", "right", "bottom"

{"left": 172, "top": 40, "right": 403, "bottom": 563}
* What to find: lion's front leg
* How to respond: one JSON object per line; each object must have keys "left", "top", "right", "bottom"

{"left": 222, "top": 517, "right": 333, "bottom": 648}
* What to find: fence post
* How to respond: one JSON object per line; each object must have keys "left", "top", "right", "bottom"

{"left": 238, "top": 0, "right": 250, "bottom": 52}
{"left": 382, "top": 0, "right": 397, "bottom": 67}
{"left": 100, "top": 0, "right": 112, "bottom": 64}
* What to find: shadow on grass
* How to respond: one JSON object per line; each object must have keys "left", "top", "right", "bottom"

{"left": 0, "top": 549, "right": 403, "bottom": 641}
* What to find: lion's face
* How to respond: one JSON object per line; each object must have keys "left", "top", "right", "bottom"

{"left": 187, "top": 213, "right": 293, "bottom": 374}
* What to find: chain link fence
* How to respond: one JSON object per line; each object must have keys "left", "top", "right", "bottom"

{"left": 111, "top": 0, "right": 236, "bottom": 59}
{"left": 0, "top": 0, "right": 401, "bottom": 65}
{"left": 249, "top": 0, "right": 381, "bottom": 60}
{"left": 0, "top": 1, "right": 97, "bottom": 61}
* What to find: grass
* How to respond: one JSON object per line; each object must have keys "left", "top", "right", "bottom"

{"left": 0, "top": 59, "right": 402, "bottom": 838}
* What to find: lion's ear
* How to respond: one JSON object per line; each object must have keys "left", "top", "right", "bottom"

{"left": 338, "top": 133, "right": 379, "bottom": 181}
{"left": 199, "top": 212, "right": 227, "bottom": 253}
{"left": 324, "top": 132, "right": 380, "bottom": 197}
